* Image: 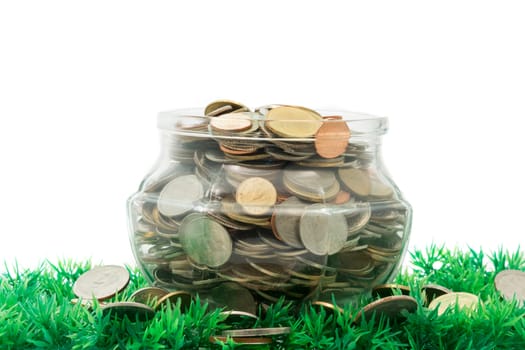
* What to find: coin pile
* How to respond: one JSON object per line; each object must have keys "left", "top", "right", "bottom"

{"left": 129, "top": 100, "right": 411, "bottom": 307}
{"left": 72, "top": 265, "right": 194, "bottom": 321}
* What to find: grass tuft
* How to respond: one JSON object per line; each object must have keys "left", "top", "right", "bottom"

{"left": 1, "top": 246, "right": 525, "bottom": 349}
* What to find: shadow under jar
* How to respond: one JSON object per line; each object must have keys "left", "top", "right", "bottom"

{"left": 127, "top": 104, "right": 412, "bottom": 310}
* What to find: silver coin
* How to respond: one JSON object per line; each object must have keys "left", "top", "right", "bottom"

{"left": 73, "top": 265, "right": 130, "bottom": 301}
{"left": 300, "top": 204, "right": 348, "bottom": 255}
{"left": 179, "top": 214, "right": 232, "bottom": 268}
{"left": 157, "top": 174, "right": 204, "bottom": 217}
{"left": 272, "top": 196, "right": 306, "bottom": 248}
{"left": 101, "top": 301, "right": 155, "bottom": 321}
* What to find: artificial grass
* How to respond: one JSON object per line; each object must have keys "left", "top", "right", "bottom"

{"left": 1, "top": 245, "right": 525, "bottom": 349}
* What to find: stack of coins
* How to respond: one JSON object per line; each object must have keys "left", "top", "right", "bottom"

{"left": 128, "top": 100, "right": 411, "bottom": 308}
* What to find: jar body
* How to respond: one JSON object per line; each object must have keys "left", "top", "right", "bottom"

{"left": 127, "top": 108, "right": 412, "bottom": 310}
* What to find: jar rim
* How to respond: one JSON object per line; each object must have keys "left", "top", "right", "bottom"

{"left": 157, "top": 108, "right": 388, "bottom": 140}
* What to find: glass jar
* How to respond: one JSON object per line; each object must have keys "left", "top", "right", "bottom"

{"left": 127, "top": 104, "right": 412, "bottom": 310}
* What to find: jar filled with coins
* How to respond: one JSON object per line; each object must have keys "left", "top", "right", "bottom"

{"left": 127, "top": 101, "right": 412, "bottom": 310}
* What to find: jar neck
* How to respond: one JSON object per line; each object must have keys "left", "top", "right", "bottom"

{"left": 158, "top": 130, "right": 385, "bottom": 166}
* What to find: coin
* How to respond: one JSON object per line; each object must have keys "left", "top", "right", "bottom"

{"left": 209, "top": 336, "right": 273, "bottom": 345}
{"left": 207, "top": 282, "right": 257, "bottom": 314}
{"left": 299, "top": 204, "right": 348, "bottom": 256}
{"left": 494, "top": 269, "right": 525, "bottom": 305}
{"left": 209, "top": 113, "right": 253, "bottom": 132}
{"left": 428, "top": 292, "right": 479, "bottom": 315}
{"left": 219, "top": 310, "right": 259, "bottom": 326}
{"left": 101, "top": 301, "right": 155, "bottom": 321}
{"left": 130, "top": 287, "right": 169, "bottom": 306}
{"left": 222, "top": 327, "right": 291, "bottom": 337}
{"left": 354, "top": 295, "right": 417, "bottom": 324}
{"left": 372, "top": 284, "right": 411, "bottom": 299}
{"left": 157, "top": 174, "right": 204, "bottom": 217}
{"left": 310, "top": 300, "right": 343, "bottom": 316}
{"left": 73, "top": 265, "right": 130, "bottom": 301}
{"left": 155, "top": 290, "right": 193, "bottom": 312}
{"left": 272, "top": 196, "right": 305, "bottom": 248}
{"left": 179, "top": 214, "right": 232, "bottom": 268}
{"left": 205, "top": 99, "right": 250, "bottom": 116}
{"left": 420, "top": 284, "right": 451, "bottom": 306}
{"left": 337, "top": 168, "right": 371, "bottom": 198}
{"left": 315, "top": 118, "right": 351, "bottom": 159}
{"left": 265, "top": 105, "right": 322, "bottom": 138}
{"left": 236, "top": 177, "right": 277, "bottom": 216}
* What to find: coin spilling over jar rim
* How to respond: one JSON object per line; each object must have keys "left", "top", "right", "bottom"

{"left": 127, "top": 100, "right": 412, "bottom": 308}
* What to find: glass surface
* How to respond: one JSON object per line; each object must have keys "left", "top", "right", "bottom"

{"left": 127, "top": 108, "right": 412, "bottom": 309}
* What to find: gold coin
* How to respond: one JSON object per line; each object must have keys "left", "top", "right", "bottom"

{"left": 265, "top": 105, "right": 322, "bottom": 138}
{"left": 73, "top": 265, "right": 130, "bottom": 301}
{"left": 315, "top": 118, "right": 351, "bottom": 159}
{"left": 494, "top": 269, "right": 525, "bottom": 305}
{"left": 311, "top": 300, "right": 343, "bottom": 315}
{"left": 236, "top": 177, "right": 277, "bottom": 216}
{"left": 428, "top": 292, "right": 479, "bottom": 315}
{"left": 209, "top": 113, "right": 252, "bottom": 132}
{"left": 337, "top": 168, "right": 371, "bottom": 198}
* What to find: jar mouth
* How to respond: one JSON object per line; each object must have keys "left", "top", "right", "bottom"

{"left": 157, "top": 108, "right": 388, "bottom": 141}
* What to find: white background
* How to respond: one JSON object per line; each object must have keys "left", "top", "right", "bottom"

{"left": 1, "top": 1, "right": 524, "bottom": 272}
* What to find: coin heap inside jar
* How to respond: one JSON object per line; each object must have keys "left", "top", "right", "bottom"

{"left": 128, "top": 100, "right": 411, "bottom": 308}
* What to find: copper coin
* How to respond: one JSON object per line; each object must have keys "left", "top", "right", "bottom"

{"left": 494, "top": 269, "right": 525, "bottom": 305}
{"left": 333, "top": 190, "right": 351, "bottom": 204}
{"left": 209, "top": 113, "right": 252, "bottom": 132}
{"left": 354, "top": 295, "right": 418, "bottom": 324}
{"left": 73, "top": 265, "right": 130, "bottom": 301}
{"left": 315, "top": 118, "right": 351, "bottom": 159}
{"left": 372, "top": 284, "right": 411, "bottom": 299}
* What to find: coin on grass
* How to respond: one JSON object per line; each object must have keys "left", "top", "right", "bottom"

{"left": 337, "top": 168, "right": 371, "bottom": 198}
{"left": 157, "top": 174, "right": 204, "bottom": 217}
{"left": 311, "top": 300, "right": 343, "bottom": 316}
{"left": 209, "top": 336, "right": 273, "bottom": 345}
{"left": 265, "top": 105, "right": 322, "bottom": 138}
{"left": 73, "top": 265, "right": 130, "bottom": 301}
{"left": 494, "top": 269, "right": 525, "bottom": 305}
{"left": 222, "top": 327, "right": 291, "bottom": 337}
{"left": 372, "top": 284, "right": 411, "bottom": 299}
{"left": 428, "top": 292, "right": 479, "bottom": 316}
{"left": 101, "top": 301, "right": 155, "bottom": 321}
{"left": 236, "top": 177, "right": 277, "bottom": 216}
{"left": 354, "top": 295, "right": 417, "bottom": 324}
{"left": 155, "top": 290, "right": 193, "bottom": 312}
{"left": 179, "top": 214, "right": 232, "bottom": 268}
{"left": 315, "top": 118, "right": 351, "bottom": 159}
{"left": 130, "top": 287, "right": 169, "bottom": 306}
{"left": 219, "top": 310, "right": 259, "bottom": 326}
{"left": 209, "top": 283, "right": 257, "bottom": 315}
{"left": 300, "top": 204, "right": 348, "bottom": 255}
{"left": 420, "top": 284, "right": 452, "bottom": 306}
{"left": 209, "top": 112, "right": 253, "bottom": 132}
